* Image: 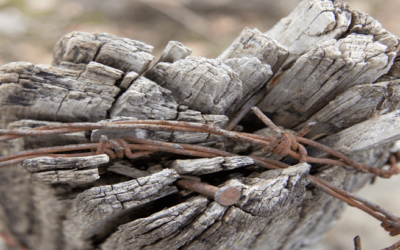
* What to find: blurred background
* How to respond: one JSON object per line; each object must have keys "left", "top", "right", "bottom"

{"left": 0, "top": 0, "right": 399, "bottom": 249}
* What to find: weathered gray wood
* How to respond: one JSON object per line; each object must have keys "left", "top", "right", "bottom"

{"left": 107, "top": 162, "right": 151, "bottom": 179}
{"left": 0, "top": 1, "right": 399, "bottom": 249}
{"left": 282, "top": 146, "right": 391, "bottom": 250}
{"left": 64, "top": 169, "right": 179, "bottom": 250}
{"left": 6, "top": 119, "right": 89, "bottom": 148}
{"left": 311, "top": 110, "right": 400, "bottom": 157}
{"left": 171, "top": 156, "right": 254, "bottom": 175}
{"left": 266, "top": 0, "right": 352, "bottom": 67}
{"left": 224, "top": 57, "right": 272, "bottom": 110}
{"left": 0, "top": 61, "right": 123, "bottom": 127}
{"left": 101, "top": 196, "right": 210, "bottom": 250}
{"left": 24, "top": 155, "right": 109, "bottom": 173}
{"left": 219, "top": 27, "right": 288, "bottom": 74}
{"left": 101, "top": 163, "right": 310, "bottom": 250}
{"left": 296, "top": 82, "right": 400, "bottom": 139}
{"left": 146, "top": 56, "right": 243, "bottom": 116}
{"left": 156, "top": 40, "right": 193, "bottom": 64}
{"left": 265, "top": 0, "right": 398, "bottom": 68}
{"left": 92, "top": 110, "right": 228, "bottom": 144}
{"left": 119, "top": 71, "right": 139, "bottom": 90}
{"left": 53, "top": 31, "right": 155, "bottom": 74}
{"left": 386, "top": 56, "right": 400, "bottom": 78}
{"left": 22, "top": 155, "right": 109, "bottom": 185}
{"left": 110, "top": 76, "right": 179, "bottom": 120}
{"left": 30, "top": 168, "right": 100, "bottom": 185}
{"left": 217, "top": 27, "right": 289, "bottom": 113}
{"left": 258, "top": 34, "right": 396, "bottom": 128}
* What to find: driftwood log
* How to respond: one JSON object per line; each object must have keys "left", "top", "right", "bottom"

{"left": 1, "top": 0, "right": 400, "bottom": 249}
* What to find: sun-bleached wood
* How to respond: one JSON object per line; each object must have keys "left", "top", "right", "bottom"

{"left": 224, "top": 57, "right": 272, "bottom": 110}
{"left": 266, "top": 0, "right": 398, "bottom": 68}
{"left": 156, "top": 40, "right": 193, "bottom": 64}
{"left": 22, "top": 155, "right": 109, "bottom": 185}
{"left": 64, "top": 169, "right": 179, "bottom": 250}
{"left": 30, "top": 168, "right": 100, "bottom": 185}
{"left": 92, "top": 110, "right": 228, "bottom": 144}
{"left": 171, "top": 156, "right": 254, "bottom": 175}
{"left": 110, "top": 76, "right": 179, "bottom": 120}
{"left": 6, "top": 119, "right": 89, "bottom": 148}
{"left": 296, "top": 82, "right": 400, "bottom": 139}
{"left": 219, "top": 27, "right": 288, "bottom": 74}
{"left": 216, "top": 27, "right": 288, "bottom": 113}
{"left": 0, "top": 0, "right": 399, "bottom": 249}
{"left": 0, "top": 61, "right": 123, "bottom": 127}
{"left": 311, "top": 110, "right": 400, "bottom": 157}
{"left": 146, "top": 56, "right": 243, "bottom": 116}
{"left": 119, "top": 71, "right": 139, "bottom": 90}
{"left": 53, "top": 31, "right": 155, "bottom": 74}
{"left": 101, "top": 163, "right": 310, "bottom": 250}
{"left": 258, "top": 34, "right": 396, "bottom": 128}
{"left": 266, "top": 0, "right": 352, "bottom": 67}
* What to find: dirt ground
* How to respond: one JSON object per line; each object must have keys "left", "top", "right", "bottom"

{"left": 0, "top": 0, "right": 399, "bottom": 249}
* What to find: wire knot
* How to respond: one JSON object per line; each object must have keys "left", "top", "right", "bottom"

{"left": 264, "top": 133, "right": 297, "bottom": 157}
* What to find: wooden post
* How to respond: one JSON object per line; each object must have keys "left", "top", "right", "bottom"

{"left": 0, "top": 1, "right": 399, "bottom": 249}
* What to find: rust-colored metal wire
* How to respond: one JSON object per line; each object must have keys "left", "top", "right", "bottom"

{"left": 0, "top": 219, "right": 28, "bottom": 250}
{"left": 0, "top": 107, "right": 399, "bottom": 249}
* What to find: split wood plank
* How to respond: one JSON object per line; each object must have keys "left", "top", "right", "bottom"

{"left": 266, "top": 0, "right": 398, "bottom": 68}
{"left": 0, "top": 61, "right": 123, "bottom": 127}
{"left": 22, "top": 155, "right": 109, "bottom": 185}
{"left": 53, "top": 31, "right": 155, "bottom": 74}
{"left": 258, "top": 34, "right": 396, "bottom": 128}
{"left": 64, "top": 168, "right": 179, "bottom": 250}
{"left": 101, "top": 163, "right": 310, "bottom": 250}
{"left": 92, "top": 110, "right": 228, "bottom": 144}
{"left": 295, "top": 82, "right": 400, "bottom": 139}
{"left": 146, "top": 56, "right": 243, "bottom": 116}
{"left": 310, "top": 110, "right": 400, "bottom": 157}
{"left": 170, "top": 156, "right": 254, "bottom": 176}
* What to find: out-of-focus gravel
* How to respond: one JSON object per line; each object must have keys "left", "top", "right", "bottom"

{"left": 0, "top": 0, "right": 399, "bottom": 249}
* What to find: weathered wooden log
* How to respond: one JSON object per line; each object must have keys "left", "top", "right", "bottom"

{"left": 23, "top": 155, "right": 109, "bottom": 185}
{"left": 257, "top": 34, "right": 396, "bottom": 128}
{"left": 170, "top": 156, "right": 254, "bottom": 175}
{"left": 0, "top": 61, "right": 123, "bottom": 127}
{"left": 1, "top": 0, "right": 400, "bottom": 249}
{"left": 146, "top": 56, "right": 243, "bottom": 116}
{"left": 53, "top": 31, "right": 155, "bottom": 74}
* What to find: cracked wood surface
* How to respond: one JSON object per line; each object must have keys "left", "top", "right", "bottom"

{"left": 6, "top": 119, "right": 89, "bottom": 148}
{"left": 110, "top": 76, "right": 180, "bottom": 121}
{"left": 64, "top": 168, "right": 179, "bottom": 250}
{"left": 258, "top": 34, "right": 396, "bottom": 128}
{"left": 170, "top": 156, "right": 254, "bottom": 176}
{"left": 218, "top": 27, "right": 288, "bottom": 74}
{"left": 91, "top": 110, "right": 228, "bottom": 144}
{"left": 295, "top": 82, "right": 400, "bottom": 140}
{"left": 311, "top": 110, "right": 400, "bottom": 157}
{"left": 0, "top": 0, "right": 400, "bottom": 249}
{"left": 266, "top": 0, "right": 398, "bottom": 68}
{"left": 101, "top": 163, "right": 310, "bottom": 250}
{"left": 146, "top": 56, "right": 243, "bottom": 116}
{"left": 53, "top": 31, "right": 155, "bottom": 74}
{"left": 0, "top": 61, "right": 123, "bottom": 127}
{"left": 22, "top": 155, "right": 109, "bottom": 185}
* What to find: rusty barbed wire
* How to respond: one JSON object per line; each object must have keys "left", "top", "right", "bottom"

{"left": 0, "top": 219, "right": 28, "bottom": 250}
{"left": 383, "top": 240, "right": 400, "bottom": 250}
{"left": 0, "top": 107, "right": 400, "bottom": 249}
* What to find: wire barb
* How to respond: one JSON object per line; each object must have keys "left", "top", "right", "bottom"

{"left": 0, "top": 106, "right": 399, "bottom": 249}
